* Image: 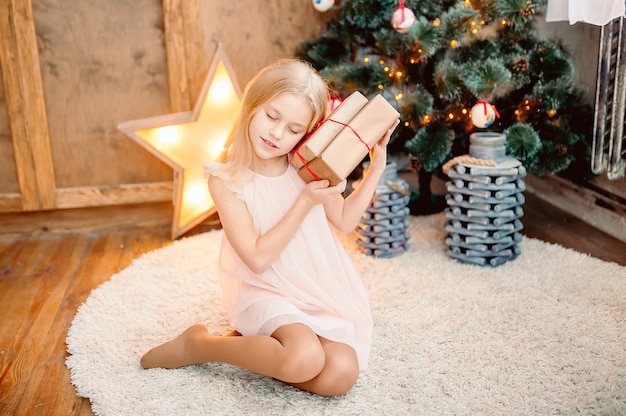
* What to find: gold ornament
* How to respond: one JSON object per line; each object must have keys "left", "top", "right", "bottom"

{"left": 521, "top": 0, "right": 536, "bottom": 19}
{"left": 512, "top": 57, "right": 530, "bottom": 72}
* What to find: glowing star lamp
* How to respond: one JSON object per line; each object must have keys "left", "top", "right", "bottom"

{"left": 118, "top": 44, "right": 242, "bottom": 239}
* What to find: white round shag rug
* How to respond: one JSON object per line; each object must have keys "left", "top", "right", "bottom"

{"left": 66, "top": 213, "right": 626, "bottom": 416}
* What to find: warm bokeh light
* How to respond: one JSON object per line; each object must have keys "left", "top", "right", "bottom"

{"left": 183, "top": 181, "right": 211, "bottom": 218}
{"left": 209, "top": 135, "right": 228, "bottom": 156}
{"left": 209, "top": 77, "right": 234, "bottom": 102}
{"left": 156, "top": 125, "right": 178, "bottom": 145}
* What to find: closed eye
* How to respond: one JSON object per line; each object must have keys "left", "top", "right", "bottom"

{"left": 264, "top": 108, "right": 304, "bottom": 135}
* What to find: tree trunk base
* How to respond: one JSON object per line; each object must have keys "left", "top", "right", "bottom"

{"left": 408, "top": 192, "right": 447, "bottom": 215}
{"left": 408, "top": 169, "right": 447, "bottom": 215}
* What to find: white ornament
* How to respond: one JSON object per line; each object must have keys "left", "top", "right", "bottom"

{"left": 391, "top": 7, "right": 416, "bottom": 33}
{"left": 470, "top": 102, "right": 497, "bottom": 128}
{"left": 312, "top": 0, "right": 334, "bottom": 12}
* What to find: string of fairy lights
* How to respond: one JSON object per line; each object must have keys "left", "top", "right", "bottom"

{"left": 356, "top": 0, "right": 556, "bottom": 130}
{"left": 363, "top": 56, "right": 555, "bottom": 130}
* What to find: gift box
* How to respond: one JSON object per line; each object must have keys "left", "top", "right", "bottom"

{"left": 292, "top": 91, "right": 368, "bottom": 170}
{"left": 296, "top": 94, "right": 400, "bottom": 185}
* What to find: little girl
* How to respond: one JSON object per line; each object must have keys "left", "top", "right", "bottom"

{"left": 140, "top": 58, "right": 398, "bottom": 397}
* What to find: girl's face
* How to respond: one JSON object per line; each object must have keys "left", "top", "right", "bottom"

{"left": 248, "top": 92, "right": 313, "bottom": 164}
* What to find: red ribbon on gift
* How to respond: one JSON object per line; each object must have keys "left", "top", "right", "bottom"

{"left": 476, "top": 100, "right": 500, "bottom": 119}
{"left": 293, "top": 117, "right": 372, "bottom": 182}
{"left": 294, "top": 140, "right": 321, "bottom": 181}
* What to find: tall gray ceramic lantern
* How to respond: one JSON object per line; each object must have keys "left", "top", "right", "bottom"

{"left": 355, "top": 161, "right": 411, "bottom": 258}
{"left": 443, "top": 132, "right": 526, "bottom": 267}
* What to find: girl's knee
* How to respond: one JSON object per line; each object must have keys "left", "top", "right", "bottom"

{"left": 317, "top": 358, "right": 359, "bottom": 396}
{"left": 279, "top": 342, "right": 326, "bottom": 383}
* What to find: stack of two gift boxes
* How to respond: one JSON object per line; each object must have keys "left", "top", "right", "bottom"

{"left": 291, "top": 91, "right": 411, "bottom": 258}
{"left": 291, "top": 91, "right": 399, "bottom": 186}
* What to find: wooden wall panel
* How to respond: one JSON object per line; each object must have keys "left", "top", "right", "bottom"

{"left": 0, "top": 0, "right": 56, "bottom": 211}
{"left": 0, "top": 70, "right": 19, "bottom": 194}
{"left": 30, "top": 0, "right": 331, "bottom": 190}
{"left": 33, "top": 0, "right": 172, "bottom": 188}
{"left": 162, "top": 0, "right": 199, "bottom": 113}
{"left": 197, "top": 1, "right": 332, "bottom": 100}
{"left": 0, "top": 0, "right": 332, "bottom": 215}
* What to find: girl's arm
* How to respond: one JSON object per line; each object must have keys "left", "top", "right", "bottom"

{"left": 323, "top": 120, "right": 399, "bottom": 233}
{"left": 208, "top": 175, "right": 343, "bottom": 274}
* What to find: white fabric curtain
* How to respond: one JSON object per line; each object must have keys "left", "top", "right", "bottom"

{"left": 546, "top": 0, "right": 625, "bottom": 25}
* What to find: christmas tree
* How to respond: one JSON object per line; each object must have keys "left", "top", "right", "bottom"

{"left": 301, "top": 0, "right": 593, "bottom": 214}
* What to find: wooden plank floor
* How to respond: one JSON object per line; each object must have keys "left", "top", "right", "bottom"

{"left": 0, "top": 198, "right": 625, "bottom": 416}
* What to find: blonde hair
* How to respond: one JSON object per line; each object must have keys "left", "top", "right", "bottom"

{"left": 217, "top": 59, "right": 329, "bottom": 184}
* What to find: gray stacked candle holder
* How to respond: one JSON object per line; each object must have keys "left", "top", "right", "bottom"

{"left": 355, "top": 162, "right": 411, "bottom": 258}
{"left": 444, "top": 132, "right": 527, "bottom": 267}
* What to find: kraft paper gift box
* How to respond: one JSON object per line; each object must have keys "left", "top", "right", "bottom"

{"left": 298, "top": 94, "right": 400, "bottom": 185}
{"left": 291, "top": 91, "right": 368, "bottom": 170}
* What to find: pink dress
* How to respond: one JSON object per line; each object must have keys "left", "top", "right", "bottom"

{"left": 203, "top": 163, "right": 373, "bottom": 371}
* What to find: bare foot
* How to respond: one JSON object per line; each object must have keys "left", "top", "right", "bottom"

{"left": 140, "top": 324, "right": 209, "bottom": 369}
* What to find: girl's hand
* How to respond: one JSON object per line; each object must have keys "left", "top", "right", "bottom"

{"left": 369, "top": 119, "right": 400, "bottom": 172}
{"left": 301, "top": 179, "right": 345, "bottom": 206}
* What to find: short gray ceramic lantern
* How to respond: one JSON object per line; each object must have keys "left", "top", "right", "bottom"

{"left": 443, "top": 132, "right": 526, "bottom": 267}
{"left": 355, "top": 161, "right": 411, "bottom": 258}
